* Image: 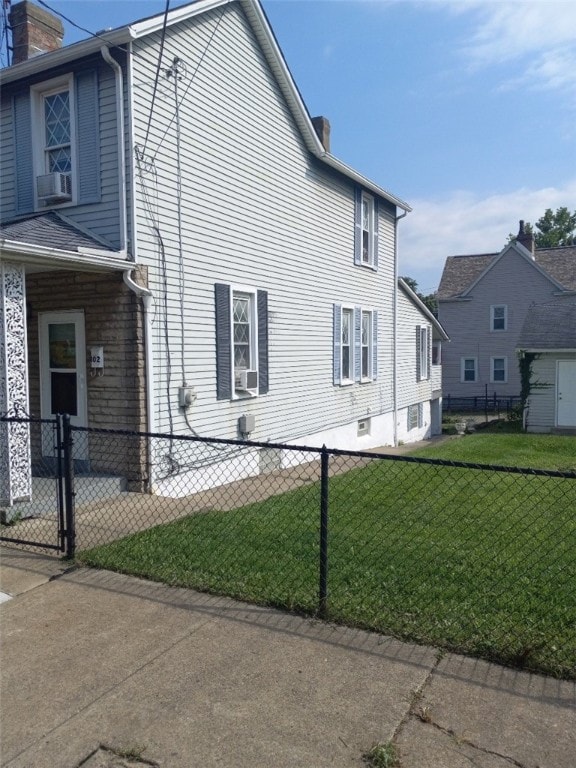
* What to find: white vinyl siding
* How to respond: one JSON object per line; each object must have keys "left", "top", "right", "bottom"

{"left": 131, "top": 3, "right": 397, "bottom": 446}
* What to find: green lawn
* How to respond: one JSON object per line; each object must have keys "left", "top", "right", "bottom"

{"left": 411, "top": 430, "right": 576, "bottom": 471}
{"left": 79, "top": 432, "right": 576, "bottom": 679}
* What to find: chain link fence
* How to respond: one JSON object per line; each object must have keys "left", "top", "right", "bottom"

{"left": 1, "top": 418, "right": 575, "bottom": 678}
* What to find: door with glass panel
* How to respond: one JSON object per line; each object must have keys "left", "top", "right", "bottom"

{"left": 39, "top": 311, "right": 88, "bottom": 459}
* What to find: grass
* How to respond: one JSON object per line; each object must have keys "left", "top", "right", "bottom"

{"left": 411, "top": 430, "right": 576, "bottom": 472}
{"left": 363, "top": 742, "right": 400, "bottom": 767}
{"left": 78, "top": 431, "right": 576, "bottom": 679}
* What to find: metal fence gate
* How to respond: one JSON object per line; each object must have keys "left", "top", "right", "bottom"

{"left": 0, "top": 415, "right": 75, "bottom": 557}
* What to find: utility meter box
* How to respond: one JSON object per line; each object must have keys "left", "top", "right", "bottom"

{"left": 238, "top": 413, "right": 255, "bottom": 435}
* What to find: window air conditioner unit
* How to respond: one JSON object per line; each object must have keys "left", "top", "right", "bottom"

{"left": 37, "top": 172, "right": 72, "bottom": 202}
{"left": 235, "top": 369, "right": 258, "bottom": 391}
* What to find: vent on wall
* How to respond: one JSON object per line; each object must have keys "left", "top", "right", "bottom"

{"left": 37, "top": 172, "right": 72, "bottom": 202}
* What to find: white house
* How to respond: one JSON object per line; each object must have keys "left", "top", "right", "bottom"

{"left": 0, "top": 0, "right": 444, "bottom": 504}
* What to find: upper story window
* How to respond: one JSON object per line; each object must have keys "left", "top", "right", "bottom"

{"left": 354, "top": 189, "right": 379, "bottom": 269}
{"left": 361, "top": 193, "right": 375, "bottom": 265}
{"left": 490, "top": 305, "right": 507, "bottom": 331}
{"left": 31, "top": 75, "right": 75, "bottom": 207}
{"left": 432, "top": 341, "right": 441, "bottom": 366}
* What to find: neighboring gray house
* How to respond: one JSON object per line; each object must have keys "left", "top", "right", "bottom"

{"left": 437, "top": 223, "right": 576, "bottom": 402}
{"left": 517, "top": 297, "right": 576, "bottom": 433}
{"left": 396, "top": 278, "right": 449, "bottom": 442}
{"left": 1, "top": 0, "right": 441, "bottom": 504}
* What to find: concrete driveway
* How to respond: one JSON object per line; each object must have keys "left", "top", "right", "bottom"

{"left": 1, "top": 547, "right": 575, "bottom": 768}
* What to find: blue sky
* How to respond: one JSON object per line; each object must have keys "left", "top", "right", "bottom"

{"left": 5, "top": 0, "right": 575, "bottom": 293}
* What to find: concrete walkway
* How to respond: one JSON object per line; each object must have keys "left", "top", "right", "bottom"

{"left": 1, "top": 547, "right": 574, "bottom": 768}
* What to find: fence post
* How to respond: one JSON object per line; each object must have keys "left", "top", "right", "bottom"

{"left": 62, "top": 414, "right": 76, "bottom": 559}
{"left": 55, "top": 415, "right": 66, "bottom": 553}
{"left": 319, "top": 445, "right": 329, "bottom": 618}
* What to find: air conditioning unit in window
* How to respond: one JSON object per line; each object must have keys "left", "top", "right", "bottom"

{"left": 37, "top": 172, "right": 72, "bottom": 203}
{"left": 235, "top": 369, "right": 258, "bottom": 392}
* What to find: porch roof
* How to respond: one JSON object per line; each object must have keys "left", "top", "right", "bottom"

{"left": 0, "top": 213, "right": 130, "bottom": 273}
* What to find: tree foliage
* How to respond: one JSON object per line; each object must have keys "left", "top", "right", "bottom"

{"left": 510, "top": 207, "right": 576, "bottom": 247}
{"left": 400, "top": 276, "right": 438, "bottom": 316}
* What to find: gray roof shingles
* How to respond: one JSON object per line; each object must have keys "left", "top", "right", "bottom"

{"left": 0, "top": 212, "right": 116, "bottom": 253}
{"left": 437, "top": 245, "right": 576, "bottom": 299}
{"left": 518, "top": 299, "right": 576, "bottom": 350}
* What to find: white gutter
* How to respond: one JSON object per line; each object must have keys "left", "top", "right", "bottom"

{"left": 0, "top": 239, "right": 128, "bottom": 272}
{"left": 123, "top": 270, "right": 155, "bottom": 483}
{"left": 393, "top": 209, "right": 409, "bottom": 447}
{"left": 101, "top": 46, "right": 128, "bottom": 254}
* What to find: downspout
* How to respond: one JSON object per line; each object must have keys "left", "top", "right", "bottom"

{"left": 101, "top": 46, "right": 128, "bottom": 254}
{"left": 393, "top": 208, "right": 409, "bottom": 446}
{"left": 123, "top": 269, "right": 155, "bottom": 488}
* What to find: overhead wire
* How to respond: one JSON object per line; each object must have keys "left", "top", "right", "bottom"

{"left": 141, "top": 0, "right": 171, "bottom": 156}
{"left": 35, "top": 0, "right": 130, "bottom": 52}
{"left": 150, "top": 2, "right": 228, "bottom": 162}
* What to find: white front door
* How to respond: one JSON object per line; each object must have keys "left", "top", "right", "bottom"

{"left": 557, "top": 361, "right": 576, "bottom": 427}
{"left": 39, "top": 311, "right": 88, "bottom": 459}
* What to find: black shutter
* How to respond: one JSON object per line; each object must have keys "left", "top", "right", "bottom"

{"left": 215, "top": 283, "right": 231, "bottom": 400}
{"left": 257, "top": 290, "right": 269, "bottom": 394}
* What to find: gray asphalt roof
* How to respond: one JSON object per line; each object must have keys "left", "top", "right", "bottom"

{"left": 517, "top": 298, "right": 576, "bottom": 349}
{"left": 0, "top": 212, "right": 116, "bottom": 253}
{"left": 437, "top": 245, "right": 576, "bottom": 299}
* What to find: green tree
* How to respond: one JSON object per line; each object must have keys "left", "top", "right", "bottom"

{"left": 509, "top": 207, "right": 576, "bottom": 247}
{"left": 400, "top": 276, "right": 438, "bottom": 316}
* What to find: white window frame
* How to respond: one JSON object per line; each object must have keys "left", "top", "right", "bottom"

{"left": 340, "top": 306, "right": 354, "bottom": 384}
{"left": 418, "top": 325, "right": 430, "bottom": 380}
{"left": 461, "top": 357, "right": 477, "bottom": 383}
{"left": 408, "top": 403, "right": 423, "bottom": 431}
{"left": 31, "top": 74, "right": 76, "bottom": 210}
{"left": 490, "top": 356, "right": 507, "bottom": 384}
{"left": 361, "top": 192, "right": 375, "bottom": 266}
{"left": 490, "top": 304, "right": 507, "bottom": 332}
{"left": 361, "top": 309, "right": 374, "bottom": 381}
{"left": 230, "top": 285, "right": 258, "bottom": 398}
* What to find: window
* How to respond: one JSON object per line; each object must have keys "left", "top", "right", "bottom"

{"left": 341, "top": 307, "right": 353, "bottom": 381}
{"left": 461, "top": 357, "right": 477, "bottom": 383}
{"left": 491, "top": 357, "right": 507, "bottom": 383}
{"left": 417, "top": 325, "right": 431, "bottom": 381}
{"left": 408, "top": 403, "right": 423, "bottom": 431}
{"left": 18, "top": 70, "right": 101, "bottom": 214}
{"left": 432, "top": 341, "right": 441, "bottom": 366}
{"left": 333, "top": 305, "right": 378, "bottom": 385}
{"left": 32, "top": 76, "right": 75, "bottom": 205}
{"left": 357, "top": 417, "right": 371, "bottom": 436}
{"left": 361, "top": 193, "right": 375, "bottom": 264}
{"left": 354, "top": 188, "right": 379, "bottom": 268}
{"left": 361, "top": 310, "right": 372, "bottom": 380}
{"left": 491, "top": 305, "right": 507, "bottom": 331}
{"left": 215, "top": 284, "right": 268, "bottom": 399}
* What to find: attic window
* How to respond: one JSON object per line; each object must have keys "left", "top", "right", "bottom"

{"left": 491, "top": 305, "right": 507, "bottom": 331}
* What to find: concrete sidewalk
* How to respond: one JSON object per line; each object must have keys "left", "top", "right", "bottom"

{"left": 1, "top": 547, "right": 574, "bottom": 768}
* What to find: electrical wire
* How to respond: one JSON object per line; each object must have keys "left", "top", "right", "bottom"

{"left": 35, "top": 0, "right": 129, "bottom": 52}
{"left": 150, "top": 3, "right": 228, "bottom": 162}
{"left": 141, "top": 0, "right": 171, "bottom": 156}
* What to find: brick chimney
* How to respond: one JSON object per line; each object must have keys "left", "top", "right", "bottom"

{"left": 9, "top": 0, "right": 64, "bottom": 65}
{"left": 516, "top": 220, "right": 535, "bottom": 258}
{"left": 312, "top": 116, "right": 331, "bottom": 152}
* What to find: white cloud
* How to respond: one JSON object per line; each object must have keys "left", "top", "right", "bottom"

{"left": 448, "top": 1, "right": 576, "bottom": 99}
{"left": 398, "top": 179, "right": 576, "bottom": 292}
